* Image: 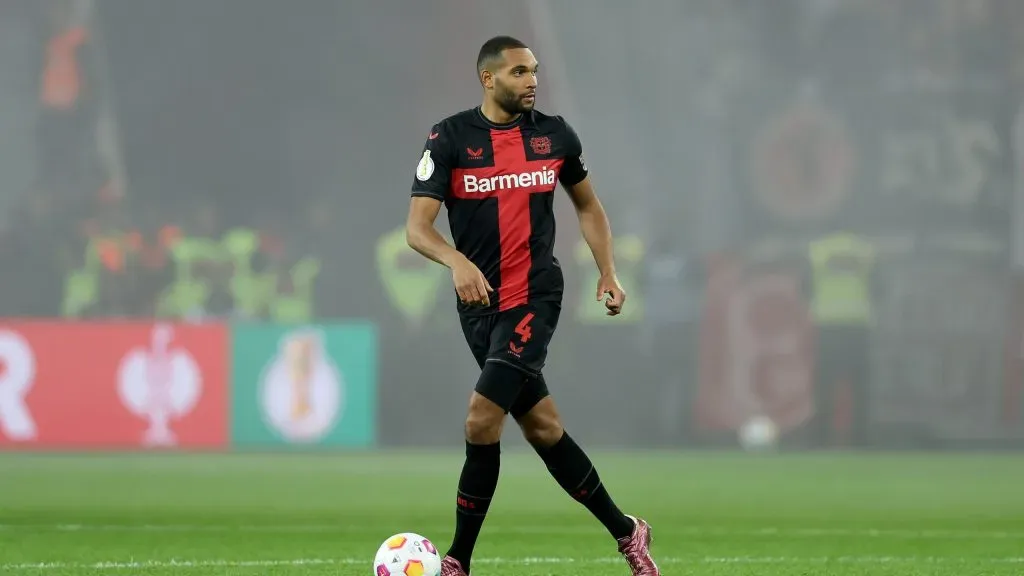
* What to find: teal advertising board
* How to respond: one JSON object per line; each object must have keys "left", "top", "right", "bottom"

{"left": 231, "top": 323, "right": 376, "bottom": 447}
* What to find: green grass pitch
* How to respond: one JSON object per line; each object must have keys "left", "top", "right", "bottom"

{"left": 0, "top": 451, "right": 1021, "bottom": 575}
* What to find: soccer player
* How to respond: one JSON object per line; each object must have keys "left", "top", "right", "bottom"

{"left": 405, "top": 36, "right": 660, "bottom": 576}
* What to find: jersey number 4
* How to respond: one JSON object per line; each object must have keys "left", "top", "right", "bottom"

{"left": 514, "top": 312, "right": 535, "bottom": 343}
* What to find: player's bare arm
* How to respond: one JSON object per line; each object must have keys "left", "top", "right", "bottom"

{"left": 406, "top": 196, "right": 493, "bottom": 307}
{"left": 565, "top": 175, "right": 625, "bottom": 315}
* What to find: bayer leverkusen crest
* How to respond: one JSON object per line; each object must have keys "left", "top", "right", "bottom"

{"left": 750, "top": 101, "right": 855, "bottom": 222}
{"left": 530, "top": 136, "right": 552, "bottom": 155}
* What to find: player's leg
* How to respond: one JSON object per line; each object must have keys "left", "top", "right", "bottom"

{"left": 504, "top": 299, "right": 660, "bottom": 576}
{"left": 512, "top": 389, "right": 633, "bottom": 538}
{"left": 512, "top": 385, "right": 660, "bottom": 576}
{"left": 501, "top": 301, "right": 632, "bottom": 537}
{"left": 444, "top": 314, "right": 529, "bottom": 576}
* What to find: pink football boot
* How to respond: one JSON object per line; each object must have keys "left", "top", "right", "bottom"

{"left": 440, "top": 555, "right": 469, "bottom": 576}
{"left": 616, "top": 515, "right": 660, "bottom": 575}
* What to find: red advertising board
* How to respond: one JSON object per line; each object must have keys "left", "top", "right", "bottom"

{"left": 695, "top": 256, "right": 816, "bottom": 435}
{"left": 0, "top": 321, "right": 228, "bottom": 449}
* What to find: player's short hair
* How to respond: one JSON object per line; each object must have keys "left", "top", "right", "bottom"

{"left": 476, "top": 35, "right": 529, "bottom": 76}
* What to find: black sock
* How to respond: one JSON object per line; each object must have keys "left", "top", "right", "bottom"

{"left": 534, "top": 431, "right": 635, "bottom": 540}
{"left": 446, "top": 441, "right": 500, "bottom": 573}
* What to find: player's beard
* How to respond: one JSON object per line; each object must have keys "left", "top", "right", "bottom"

{"left": 495, "top": 81, "right": 533, "bottom": 116}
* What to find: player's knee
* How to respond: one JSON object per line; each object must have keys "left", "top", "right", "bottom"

{"left": 517, "top": 398, "right": 564, "bottom": 448}
{"left": 465, "top": 412, "right": 503, "bottom": 444}
{"left": 521, "top": 417, "right": 563, "bottom": 448}
{"left": 465, "top": 392, "right": 505, "bottom": 444}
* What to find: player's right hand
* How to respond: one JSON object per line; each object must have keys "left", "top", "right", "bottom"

{"left": 452, "top": 256, "right": 493, "bottom": 307}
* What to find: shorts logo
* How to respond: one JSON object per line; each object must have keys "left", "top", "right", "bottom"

{"left": 508, "top": 312, "right": 535, "bottom": 358}
{"left": 530, "top": 136, "right": 552, "bottom": 155}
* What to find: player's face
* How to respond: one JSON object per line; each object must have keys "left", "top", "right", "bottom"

{"left": 492, "top": 48, "right": 538, "bottom": 115}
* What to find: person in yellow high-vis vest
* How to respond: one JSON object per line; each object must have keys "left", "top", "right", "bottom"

{"left": 808, "top": 231, "right": 876, "bottom": 448}
{"left": 377, "top": 225, "right": 448, "bottom": 331}
{"left": 156, "top": 234, "right": 224, "bottom": 320}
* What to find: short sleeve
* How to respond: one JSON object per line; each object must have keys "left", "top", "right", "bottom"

{"left": 411, "top": 123, "right": 455, "bottom": 201}
{"left": 557, "top": 117, "right": 588, "bottom": 187}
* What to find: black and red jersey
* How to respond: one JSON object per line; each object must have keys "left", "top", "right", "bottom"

{"left": 411, "top": 107, "right": 588, "bottom": 316}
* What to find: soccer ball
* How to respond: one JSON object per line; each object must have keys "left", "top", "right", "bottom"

{"left": 738, "top": 415, "right": 779, "bottom": 451}
{"left": 373, "top": 532, "right": 442, "bottom": 576}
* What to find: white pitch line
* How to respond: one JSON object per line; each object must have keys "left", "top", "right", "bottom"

{"left": 687, "top": 527, "right": 1024, "bottom": 540}
{"left": 3, "top": 556, "right": 1024, "bottom": 571}
{"left": 2, "top": 524, "right": 1023, "bottom": 540}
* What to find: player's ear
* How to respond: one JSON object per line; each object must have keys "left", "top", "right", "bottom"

{"left": 479, "top": 69, "right": 493, "bottom": 89}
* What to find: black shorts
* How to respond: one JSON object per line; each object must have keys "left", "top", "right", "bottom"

{"left": 459, "top": 301, "right": 560, "bottom": 377}
{"left": 460, "top": 301, "right": 559, "bottom": 415}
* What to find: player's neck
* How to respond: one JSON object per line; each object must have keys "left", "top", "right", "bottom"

{"left": 479, "top": 100, "right": 521, "bottom": 126}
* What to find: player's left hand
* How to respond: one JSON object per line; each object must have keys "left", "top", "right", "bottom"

{"left": 596, "top": 273, "right": 626, "bottom": 316}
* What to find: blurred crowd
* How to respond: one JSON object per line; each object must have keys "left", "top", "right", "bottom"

{"left": 1, "top": 0, "right": 1023, "bottom": 323}
{"left": 0, "top": 0, "right": 336, "bottom": 321}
